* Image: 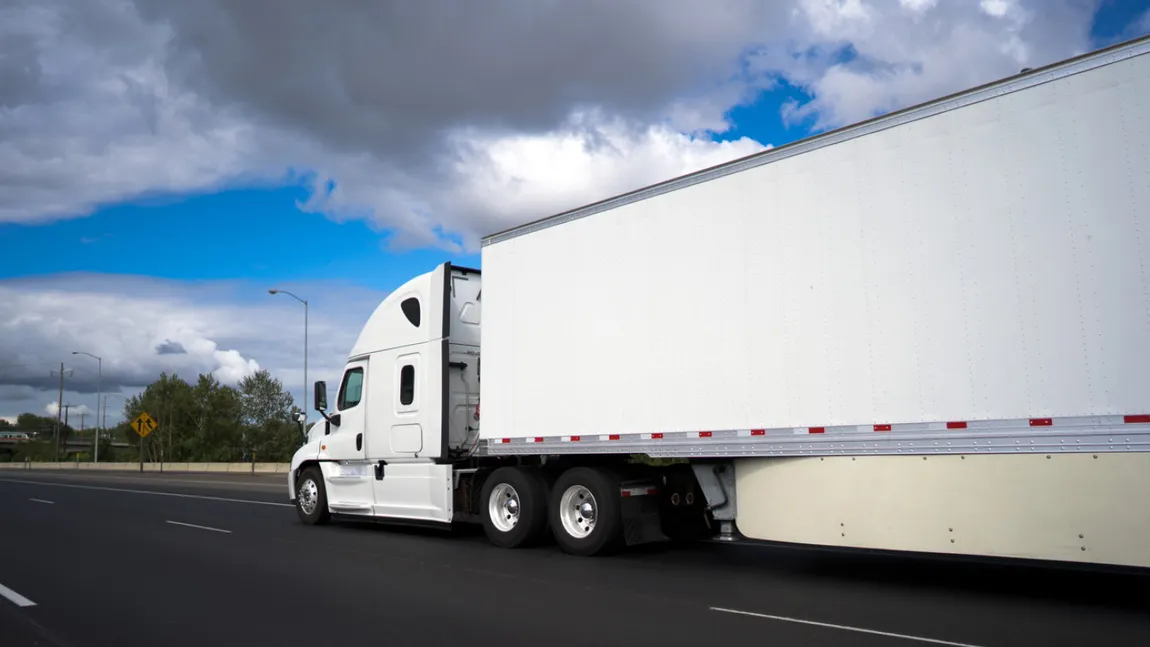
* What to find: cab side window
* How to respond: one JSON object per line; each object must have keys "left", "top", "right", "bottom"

{"left": 399, "top": 364, "right": 415, "bottom": 406}
{"left": 338, "top": 368, "right": 364, "bottom": 410}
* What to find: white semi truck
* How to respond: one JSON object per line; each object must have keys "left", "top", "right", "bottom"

{"left": 289, "top": 35, "right": 1150, "bottom": 567}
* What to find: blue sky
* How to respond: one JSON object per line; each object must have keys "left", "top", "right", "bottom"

{"left": 1, "top": 0, "right": 1147, "bottom": 423}
{"left": 0, "top": 185, "right": 480, "bottom": 292}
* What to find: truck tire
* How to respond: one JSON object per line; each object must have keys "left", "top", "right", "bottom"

{"left": 481, "top": 466, "right": 550, "bottom": 548}
{"left": 549, "top": 466, "right": 624, "bottom": 556}
{"left": 295, "top": 465, "right": 330, "bottom": 525}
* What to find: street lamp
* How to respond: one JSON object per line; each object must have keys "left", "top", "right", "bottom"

{"left": 72, "top": 351, "right": 102, "bottom": 463}
{"left": 269, "top": 289, "right": 309, "bottom": 424}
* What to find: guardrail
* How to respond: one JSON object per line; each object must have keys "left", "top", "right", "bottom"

{"left": 0, "top": 461, "right": 291, "bottom": 474}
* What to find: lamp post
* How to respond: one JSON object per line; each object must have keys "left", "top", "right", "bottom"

{"left": 72, "top": 351, "right": 101, "bottom": 462}
{"left": 268, "top": 289, "right": 309, "bottom": 423}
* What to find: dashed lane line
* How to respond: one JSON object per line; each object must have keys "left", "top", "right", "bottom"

{"left": 165, "top": 520, "right": 232, "bottom": 534}
{"left": 0, "top": 581, "right": 36, "bottom": 608}
{"left": 710, "top": 606, "right": 984, "bottom": 647}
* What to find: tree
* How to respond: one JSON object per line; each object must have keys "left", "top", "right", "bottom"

{"left": 187, "top": 374, "right": 244, "bottom": 461}
{"left": 15, "top": 368, "right": 304, "bottom": 464}
{"left": 239, "top": 369, "right": 298, "bottom": 462}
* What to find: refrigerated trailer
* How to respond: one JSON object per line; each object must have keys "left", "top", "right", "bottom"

{"left": 288, "top": 35, "right": 1150, "bottom": 566}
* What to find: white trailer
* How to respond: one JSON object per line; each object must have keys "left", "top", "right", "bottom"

{"left": 289, "top": 35, "right": 1150, "bottom": 567}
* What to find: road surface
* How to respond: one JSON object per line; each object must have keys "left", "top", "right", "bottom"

{"left": 2, "top": 470, "right": 1148, "bottom": 647}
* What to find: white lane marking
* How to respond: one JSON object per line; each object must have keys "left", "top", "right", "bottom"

{"left": 28, "top": 498, "right": 55, "bottom": 504}
{"left": 17, "top": 474, "right": 285, "bottom": 489}
{"left": 0, "top": 478, "right": 292, "bottom": 508}
{"left": 165, "top": 520, "right": 232, "bottom": 534}
{"left": 710, "top": 607, "right": 984, "bottom": 647}
{"left": 0, "top": 581, "right": 36, "bottom": 608}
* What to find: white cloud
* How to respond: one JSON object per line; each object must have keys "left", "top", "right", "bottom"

{"left": 0, "top": 0, "right": 293, "bottom": 226}
{"left": 0, "top": 0, "right": 1107, "bottom": 252}
{"left": 763, "top": 0, "right": 1098, "bottom": 131}
{"left": 299, "top": 112, "right": 770, "bottom": 252}
{"left": 980, "top": 0, "right": 1013, "bottom": 19}
{"left": 449, "top": 113, "right": 767, "bottom": 229}
{"left": 1, "top": 284, "right": 261, "bottom": 388}
{"left": 799, "top": 0, "right": 876, "bottom": 38}
{"left": 900, "top": 0, "right": 940, "bottom": 14}
{"left": 0, "top": 274, "right": 385, "bottom": 422}
{"left": 46, "top": 402, "right": 93, "bottom": 418}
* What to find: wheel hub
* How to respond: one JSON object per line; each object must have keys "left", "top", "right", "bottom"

{"left": 578, "top": 501, "right": 595, "bottom": 521}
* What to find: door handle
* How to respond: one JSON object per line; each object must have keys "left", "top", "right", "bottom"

{"left": 356, "top": 433, "right": 363, "bottom": 451}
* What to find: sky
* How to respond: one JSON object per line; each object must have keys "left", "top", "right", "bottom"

{"left": 2, "top": 0, "right": 1149, "bottom": 427}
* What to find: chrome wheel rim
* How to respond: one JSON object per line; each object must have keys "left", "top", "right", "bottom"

{"left": 298, "top": 477, "right": 318, "bottom": 515}
{"left": 559, "top": 485, "right": 596, "bottom": 539}
{"left": 489, "top": 482, "right": 521, "bottom": 532}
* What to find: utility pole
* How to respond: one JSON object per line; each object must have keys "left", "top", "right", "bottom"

{"left": 55, "top": 363, "right": 64, "bottom": 459}
{"left": 50, "top": 363, "right": 72, "bottom": 461}
{"left": 61, "top": 404, "right": 73, "bottom": 457}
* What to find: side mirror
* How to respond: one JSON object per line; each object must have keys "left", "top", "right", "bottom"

{"left": 314, "top": 381, "right": 328, "bottom": 412}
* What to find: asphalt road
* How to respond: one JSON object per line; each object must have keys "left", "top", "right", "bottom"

{"left": 2, "top": 471, "right": 1149, "bottom": 647}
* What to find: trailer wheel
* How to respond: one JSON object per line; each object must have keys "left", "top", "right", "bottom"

{"left": 481, "top": 466, "right": 550, "bottom": 549}
{"left": 549, "top": 466, "right": 624, "bottom": 556}
{"left": 295, "top": 466, "right": 330, "bottom": 525}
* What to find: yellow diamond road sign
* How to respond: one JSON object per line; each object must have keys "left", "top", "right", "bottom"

{"left": 131, "top": 412, "right": 157, "bottom": 438}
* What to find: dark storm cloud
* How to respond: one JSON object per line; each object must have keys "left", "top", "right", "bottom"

{"left": 155, "top": 340, "right": 187, "bottom": 355}
{"left": 127, "top": 0, "right": 781, "bottom": 163}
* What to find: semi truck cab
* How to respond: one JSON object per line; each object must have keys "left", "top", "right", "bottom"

{"left": 289, "top": 262, "right": 482, "bottom": 525}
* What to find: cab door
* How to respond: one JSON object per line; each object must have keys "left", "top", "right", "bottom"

{"left": 364, "top": 344, "right": 452, "bottom": 523}
{"left": 318, "top": 359, "right": 373, "bottom": 515}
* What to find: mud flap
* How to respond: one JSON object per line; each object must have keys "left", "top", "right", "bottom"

{"left": 621, "top": 491, "right": 669, "bottom": 546}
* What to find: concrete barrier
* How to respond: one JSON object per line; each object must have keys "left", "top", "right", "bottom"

{"left": 0, "top": 461, "right": 291, "bottom": 474}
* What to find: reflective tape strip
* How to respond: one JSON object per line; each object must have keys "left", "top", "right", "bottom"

{"left": 480, "top": 414, "right": 1150, "bottom": 447}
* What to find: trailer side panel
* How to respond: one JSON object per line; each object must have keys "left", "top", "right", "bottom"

{"left": 480, "top": 40, "right": 1150, "bottom": 442}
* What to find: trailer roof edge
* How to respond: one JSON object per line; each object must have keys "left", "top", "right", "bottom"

{"left": 480, "top": 33, "right": 1150, "bottom": 248}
